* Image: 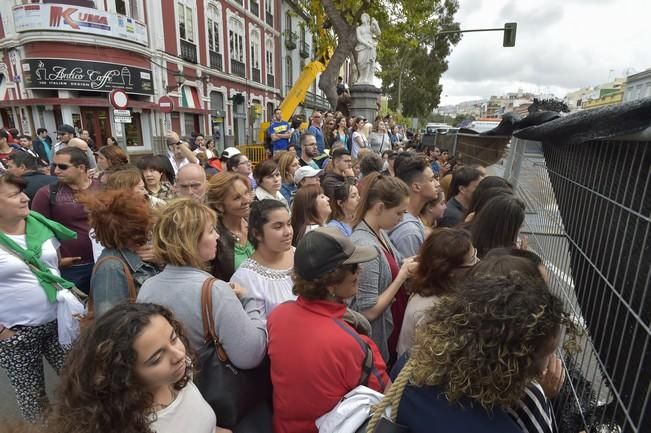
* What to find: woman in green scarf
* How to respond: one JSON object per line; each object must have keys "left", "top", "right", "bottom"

{"left": 0, "top": 172, "right": 82, "bottom": 422}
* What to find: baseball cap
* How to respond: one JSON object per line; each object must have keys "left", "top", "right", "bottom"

{"left": 294, "top": 166, "right": 322, "bottom": 184}
{"left": 294, "top": 227, "right": 378, "bottom": 281}
{"left": 57, "top": 124, "right": 75, "bottom": 134}
{"left": 222, "top": 147, "right": 241, "bottom": 159}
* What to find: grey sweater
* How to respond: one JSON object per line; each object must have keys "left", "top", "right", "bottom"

{"left": 350, "top": 221, "right": 404, "bottom": 362}
{"left": 137, "top": 265, "right": 267, "bottom": 369}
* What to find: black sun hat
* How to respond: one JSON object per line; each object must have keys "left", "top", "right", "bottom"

{"left": 294, "top": 227, "right": 378, "bottom": 281}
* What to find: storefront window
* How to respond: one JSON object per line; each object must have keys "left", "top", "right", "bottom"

{"left": 125, "top": 113, "right": 143, "bottom": 147}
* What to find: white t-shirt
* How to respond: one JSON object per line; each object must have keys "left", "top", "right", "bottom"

{"left": 230, "top": 253, "right": 297, "bottom": 321}
{"left": 0, "top": 234, "right": 60, "bottom": 328}
{"left": 351, "top": 131, "right": 368, "bottom": 158}
{"left": 150, "top": 381, "right": 216, "bottom": 433}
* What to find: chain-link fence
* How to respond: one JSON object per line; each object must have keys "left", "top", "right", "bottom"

{"left": 504, "top": 134, "right": 650, "bottom": 433}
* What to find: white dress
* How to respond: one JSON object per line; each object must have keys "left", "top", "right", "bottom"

{"left": 230, "top": 254, "right": 296, "bottom": 322}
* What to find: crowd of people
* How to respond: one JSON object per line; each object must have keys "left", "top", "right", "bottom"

{"left": 0, "top": 112, "right": 577, "bottom": 433}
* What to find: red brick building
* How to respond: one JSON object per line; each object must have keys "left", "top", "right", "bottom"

{"left": 0, "top": 0, "right": 283, "bottom": 155}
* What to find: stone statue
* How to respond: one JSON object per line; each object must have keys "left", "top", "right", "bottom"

{"left": 354, "top": 13, "right": 381, "bottom": 85}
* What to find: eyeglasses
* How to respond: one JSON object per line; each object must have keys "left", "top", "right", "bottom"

{"left": 51, "top": 163, "right": 73, "bottom": 170}
{"left": 238, "top": 160, "right": 251, "bottom": 166}
{"left": 177, "top": 182, "right": 204, "bottom": 190}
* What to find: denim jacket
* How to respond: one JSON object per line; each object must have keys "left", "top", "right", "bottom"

{"left": 90, "top": 248, "right": 160, "bottom": 318}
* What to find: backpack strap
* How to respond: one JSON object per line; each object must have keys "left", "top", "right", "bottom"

{"left": 49, "top": 182, "right": 60, "bottom": 207}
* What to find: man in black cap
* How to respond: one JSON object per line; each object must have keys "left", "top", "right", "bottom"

{"left": 54, "top": 124, "right": 75, "bottom": 153}
{"left": 54, "top": 124, "right": 96, "bottom": 170}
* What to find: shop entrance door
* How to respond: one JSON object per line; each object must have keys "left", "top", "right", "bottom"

{"left": 80, "top": 107, "right": 111, "bottom": 148}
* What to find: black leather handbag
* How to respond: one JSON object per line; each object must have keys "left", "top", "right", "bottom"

{"left": 194, "top": 277, "right": 272, "bottom": 428}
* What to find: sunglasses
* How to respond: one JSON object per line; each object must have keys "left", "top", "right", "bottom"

{"left": 51, "top": 163, "right": 73, "bottom": 170}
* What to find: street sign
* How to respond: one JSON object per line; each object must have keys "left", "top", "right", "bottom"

{"left": 109, "top": 89, "right": 129, "bottom": 109}
{"left": 158, "top": 95, "right": 175, "bottom": 113}
{"left": 113, "top": 109, "right": 131, "bottom": 116}
{"left": 114, "top": 117, "right": 132, "bottom": 124}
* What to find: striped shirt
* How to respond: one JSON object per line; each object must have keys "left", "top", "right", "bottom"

{"left": 508, "top": 382, "right": 556, "bottom": 433}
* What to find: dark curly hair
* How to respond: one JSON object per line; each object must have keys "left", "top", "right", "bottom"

{"left": 410, "top": 273, "right": 579, "bottom": 410}
{"left": 47, "top": 303, "right": 193, "bottom": 433}
{"left": 411, "top": 228, "right": 474, "bottom": 297}
{"left": 293, "top": 264, "right": 356, "bottom": 300}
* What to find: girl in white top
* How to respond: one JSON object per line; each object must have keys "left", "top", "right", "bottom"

{"left": 350, "top": 116, "right": 368, "bottom": 158}
{"left": 231, "top": 200, "right": 296, "bottom": 321}
{"left": 47, "top": 302, "right": 230, "bottom": 433}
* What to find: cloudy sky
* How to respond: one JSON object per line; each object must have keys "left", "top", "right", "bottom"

{"left": 439, "top": 0, "right": 650, "bottom": 105}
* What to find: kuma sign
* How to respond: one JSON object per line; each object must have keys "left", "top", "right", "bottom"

{"left": 12, "top": 4, "right": 148, "bottom": 46}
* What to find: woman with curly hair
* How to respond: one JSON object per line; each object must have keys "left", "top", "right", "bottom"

{"left": 368, "top": 272, "right": 577, "bottom": 433}
{"left": 81, "top": 189, "right": 160, "bottom": 319}
{"left": 47, "top": 302, "right": 225, "bottom": 433}
{"left": 396, "top": 228, "right": 477, "bottom": 357}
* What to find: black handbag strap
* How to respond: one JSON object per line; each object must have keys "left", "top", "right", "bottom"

{"left": 200, "top": 276, "right": 229, "bottom": 362}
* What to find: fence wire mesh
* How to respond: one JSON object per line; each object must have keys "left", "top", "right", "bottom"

{"left": 504, "top": 137, "right": 651, "bottom": 433}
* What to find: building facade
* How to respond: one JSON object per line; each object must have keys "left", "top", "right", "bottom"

{"left": 0, "top": 0, "right": 285, "bottom": 155}
{"left": 623, "top": 69, "right": 651, "bottom": 103}
{"left": 279, "top": 0, "right": 330, "bottom": 117}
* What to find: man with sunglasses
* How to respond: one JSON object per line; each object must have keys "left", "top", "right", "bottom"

{"left": 32, "top": 147, "right": 101, "bottom": 294}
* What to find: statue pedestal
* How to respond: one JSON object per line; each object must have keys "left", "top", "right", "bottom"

{"left": 349, "top": 84, "right": 381, "bottom": 122}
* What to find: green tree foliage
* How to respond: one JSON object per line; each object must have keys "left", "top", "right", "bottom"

{"left": 297, "top": 0, "right": 460, "bottom": 115}
{"left": 377, "top": 0, "right": 461, "bottom": 117}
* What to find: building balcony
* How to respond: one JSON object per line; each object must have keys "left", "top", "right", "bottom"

{"left": 300, "top": 41, "right": 310, "bottom": 58}
{"left": 285, "top": 31, "right": 298, "bottom": 50}
{"left": 267, "top": 73, "right": 275, "bottom": 88}
{"left": 266, "top": 11, "right": 274, "bottom": 27}
{"left": 231, "top": 59, "right": 246, "bottom": 78}
{"left": 252, "top": 67, "right": 261, "bottom": 83}
{"left": 209, "top": 50, "right": 223, "bottom": 71}
{"left": 180, "top": 39, "right": 198, "bottom": 63}
{"left": 250, "top": 0, "right": 259, "bottom": 16}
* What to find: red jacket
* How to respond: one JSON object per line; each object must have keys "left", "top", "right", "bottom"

{"left": 267, "top": 297, "right": 389, "bottom": 433}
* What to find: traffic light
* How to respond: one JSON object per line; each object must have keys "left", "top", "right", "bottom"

{"left": 503, "top": 22, "right": 517, "bottom": 47}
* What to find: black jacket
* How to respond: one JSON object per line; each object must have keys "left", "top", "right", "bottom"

{"left": 23, "top": 171, "right": 57, "bottom": 204}
{"left": 31, "top": 138, "right": 52, "bottom": 163}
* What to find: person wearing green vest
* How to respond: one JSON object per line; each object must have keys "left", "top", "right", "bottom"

{"left": 0, "top": 172, "right": 84, "bottom": 422}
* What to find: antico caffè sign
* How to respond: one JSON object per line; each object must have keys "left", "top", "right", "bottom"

{"left": 21, "top": 59, "right": 154, "bottom": 95}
